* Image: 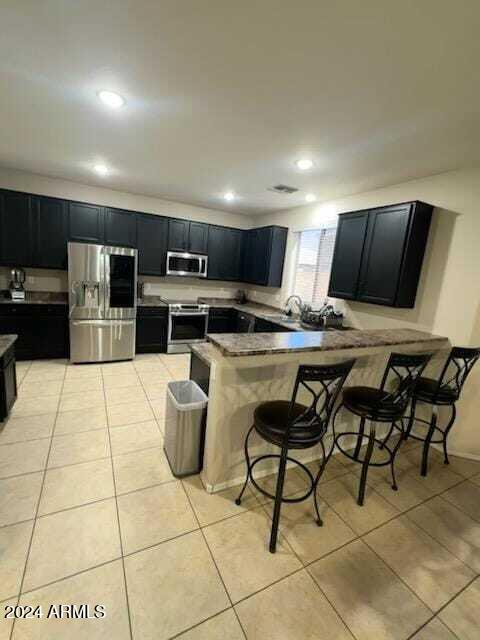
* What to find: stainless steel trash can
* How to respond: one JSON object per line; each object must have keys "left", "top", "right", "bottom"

{"left": 164, "top": 380, "right": 208, "bottom": 477}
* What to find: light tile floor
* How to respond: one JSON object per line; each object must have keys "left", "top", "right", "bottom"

{"left": 0, "top": 354, "right": 479, "bottom": 639}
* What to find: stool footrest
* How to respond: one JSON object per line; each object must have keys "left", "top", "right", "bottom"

{"left": 335, "top": 431, "right": 396, "bottom": 467}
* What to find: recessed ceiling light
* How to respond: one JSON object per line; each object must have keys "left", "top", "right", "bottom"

{"left": 98, "top": 90, "right": 125, "bottom": 108}
{"left": 296, "top": 158, "right": 314, "bottom": 171}
{"left": 305, "top": 193, "right": 316, "bottom": 203}
{"left": 93, "top": 164, "right": 109, "bottom": 176}
{"left": 223, "top": 191, "right": 236, "bottom": 202}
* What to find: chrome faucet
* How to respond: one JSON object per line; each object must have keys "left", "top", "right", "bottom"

{"left": 283, "top": 295, "right": 305, "bottom": 316}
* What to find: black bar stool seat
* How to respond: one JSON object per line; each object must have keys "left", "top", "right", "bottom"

{"left": 333, "top": 352, "right": 432, "bottom": 506}
{"left": 412, "top": 377, "right": 457, "bottom": 404}
{"left": 255, "top": 401, "right": 325, "bottom": 449}
{"left": 403, "top": 346, "right": 480, "bottom": 476}
{"left": 235, "top": 359, "right": 355, "bottom": 553}
{"left": 342, "top": 387, "right": 402, "bottom": 420}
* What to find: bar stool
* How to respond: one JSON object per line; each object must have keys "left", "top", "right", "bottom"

{"left": 403, "top": 346, "right": 480, "bottom": 476}
{"left": 235, "top": 359, "right": 355, "bottom": 553}
{"left": 332, "top": 352, "right": 431, "bottom": 506}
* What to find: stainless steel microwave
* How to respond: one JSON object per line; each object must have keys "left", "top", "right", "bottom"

{"left": 166, "top": 251, "right": 208, "bottom": 278}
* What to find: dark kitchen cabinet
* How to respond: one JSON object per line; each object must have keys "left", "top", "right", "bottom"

{"left": 32, "top": 196, "right": 69, "bottom": 269}
{"left": 207, "top": 226, "right": 242, "bottom": 281}
{"left": 189, "top": 222, "right": 208, "bottom": 254}
{"left": 168, "top": 219, "right": 189, "bottom": 251}
{"left": 136, "top": 306, "right": 168, "bottom": 353}
{"left": 207, "top": 307, "right": 237, "bottom": 333}
{"left": 0, "top": 190, "right": 33, "bottom": 267}
{"left": 168, "top": 219, "right": 208, "bottom": 254}
{"left": 242, "top": 226, "right": 288, "bottom": 287}
{"left": 236, "top": 310, "right": 255, "bottom": 333}
{"left": 254, "top": 317, "right": 294, "bottom": 333}
{"left": 0, "top": 343, "right": 17, "bottom": 421}
{"left": 137, "top": 213, "right": 168, "bottom": 276}
{"left": 68, "top": 201, "right": 104, "bottom": 244}
{"left": 104, "top": 208, "right": 137, "bottom": 248}
{"left": 0, "top": 304, "right": 69, "bottom": 360}
{"left": 328, "top": 211, "right": 369, "bottom": 300}
{"left": 328, "top": 201, "right": 433, "bottom": 308}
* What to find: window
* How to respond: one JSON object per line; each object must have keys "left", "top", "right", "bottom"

{"left": 292, "top": 226, "right": 337, "bottom": 308}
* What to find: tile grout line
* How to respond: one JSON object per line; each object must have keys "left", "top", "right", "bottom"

{"left": 178, "top": 476, "right": 249, "bottom": 640}
{"left": 101, "top": 365, "right": 135, "bottom": 640}
{"left": 9, "top": 360, "right": 67, "bottom": 640}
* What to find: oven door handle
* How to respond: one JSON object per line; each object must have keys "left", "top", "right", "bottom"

{"left": 170, "top": 311, "right": 209, "bottom": 317}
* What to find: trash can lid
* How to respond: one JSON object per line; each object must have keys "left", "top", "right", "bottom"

{"left": 167, "top": 380, "right": 208, "bottom": 411}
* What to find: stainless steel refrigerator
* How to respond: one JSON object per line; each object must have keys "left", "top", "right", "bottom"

{"left": 68, "top": 242, "right": 137, "bottom": 363}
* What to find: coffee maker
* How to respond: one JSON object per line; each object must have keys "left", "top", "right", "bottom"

{"left": 9, "top": 268, "right": 26, "bottom": 301}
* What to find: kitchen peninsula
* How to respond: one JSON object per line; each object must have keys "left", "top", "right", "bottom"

{"left": 193, "top": 328, "right": 450, "bottom": 493}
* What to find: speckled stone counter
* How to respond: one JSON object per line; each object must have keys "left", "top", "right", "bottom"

{"left": 196, "top": 329, "right": 450, "bottom": 493}
{"left": 190, "top": 342, "right": 216, "bottom": 366}
{"left": 0, "top": 291, "right": 68, "bottom": 305}
{"left": 207, "top": 328, "right": 446, "bottom": 357}
{"left": 0, "top": 335, "right": 17, "bottom": 358}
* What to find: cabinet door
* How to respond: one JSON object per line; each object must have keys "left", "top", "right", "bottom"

{"left": 358, "top": 204, "right": 411, "bottom": 306}
{"left": 241, "top": 230, "right": 256, "bottom": 283}
{"left": 137, "top": 214, "right": 168, "bottom": 276}
{"left": 136, "top": 316, "right": 168, "bottom": 353}
{"left": 0, "top": 355, "right": 17, "bottom": 420}
{"left": 189, "top": 222, "right": 208, "bottom": 254}
{"left": 251, "top": 228, "right": 271, "bottom": 284}
{"left": 104, "top": 208, "right": 137, "bottom": 247}
{"left": 328, "top": 211, "right": 369, "bottom": 300}
{"left": 0, "top": 190, "right": 33, "bottom": 266}
{"left": 33, "top": 196, "right": 68, "bottom": 269}
{"left": 206, "top": 226, "right": 224, "bottom": 280}
{"left": 222, "top": 228, "right": 242, "bottom": 281}
{"left": 69, "top": 202, "right": 104, "bottom": 243}
{"left": 168, "top": 219, "right": 189, "bottom": 251}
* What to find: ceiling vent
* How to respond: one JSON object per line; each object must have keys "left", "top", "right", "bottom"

{"left": 268, "top": 184, "right": 299, "bottom": 194}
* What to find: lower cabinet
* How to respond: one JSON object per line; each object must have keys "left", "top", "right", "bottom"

{"left": 207, "top": 308, "right": 238, "bottom": 333}
{"left": 0, "top": 345, "right": 17, "bottom": 421}
{"left": 0, "top": 305, "right": 69, "bottom": 361}
{"left": 136, "top": 307, "right": 168, "bottom": 353}
{"left": 254, "top": 317, "right": 294, "bottom": 333}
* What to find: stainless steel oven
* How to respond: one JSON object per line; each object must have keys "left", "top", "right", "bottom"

{"left": 166, "top": 251, "right": 208, "bottom": 278}
{"left": 167, "top": 302, "right": 209, "bottom": 353}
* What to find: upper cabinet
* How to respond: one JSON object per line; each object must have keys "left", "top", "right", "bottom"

{"left": 208, "top": 226, "right": 242, "bottom": 281}
{"left": 328, "top": 201, "right": 433, "bottom": 308}
{"left": 168, "top": 219, "right": 208, "bottom": 254}
{"left": 68, "top": 201, "right": 104, "bottom": 244}
{"left": 0, "top": 188, "right": 289, "bottom": 287}
{"left": 328, "top": 211, "right": 369, "bottom": 300}
{"left": 0, "top": 190, "right": 33, "bottom": 267}
{"left": 242, "top": 226, "right": 288, "bottom": 287}
{"left": 104, "top": 207, "right": 137, "bottom": 248}
{"left": 32, "top": 196, "right": 69, "bottom": 269}
{"left": 137, "top": 213, "right": 168, "bottom": 276}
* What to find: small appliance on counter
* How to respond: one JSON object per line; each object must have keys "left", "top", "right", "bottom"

{"left": 9, "top": 268, "right": 26, "bottom": 301}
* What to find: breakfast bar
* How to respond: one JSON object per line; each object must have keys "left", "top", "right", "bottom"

{"left": 194, "top": 328, "right": 450, "bottom": 493}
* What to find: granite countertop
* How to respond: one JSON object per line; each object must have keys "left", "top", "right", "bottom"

{"left": 190, "top": 342, "right": 216, "bottom": 366}
{"left": 0, "top": 334, "right": 17, "bottom": 357}
{"left": 207, "top": 328, "right": 448, "bottom": 357}
{"left": 0, "top": 291, "right": 68, "bottom": 305}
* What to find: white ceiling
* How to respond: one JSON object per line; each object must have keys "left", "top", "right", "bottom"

{"left": 1, "top": 1, "right": 479, "bottom": 215}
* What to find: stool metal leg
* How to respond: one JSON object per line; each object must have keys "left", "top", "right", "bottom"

{"left": 353, "top": 417, "right": 366, "bottom": 460}
{"left": 442, "top": 404, "right": 456, "bottom": 465}
{"left": 269, "top": 443, "right": 289, "bottom": 554}
{"left": 312, "top": 439, "right": 327, "bottom": 527}
{"left": 389, "top": 422, "right": 403, "bottom": 491}
{"left": 404, "top": 398, "right": 417, "bottom": 440}
{"left": 358, "top": 421, "right": 376, "bottom": 506}
{"left": 235, "top": 426, "right": 255, "bottom": 505}
{"left": 421, "top": 406, "right": 438, "bottom": 477}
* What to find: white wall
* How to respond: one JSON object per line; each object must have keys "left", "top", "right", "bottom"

{"left": 252, "top": 166, "right": 480, "bottom": 457}
{"left": 0, "top": 167, "right": 252, "bottom": 298}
